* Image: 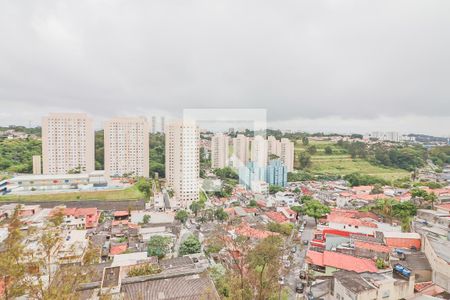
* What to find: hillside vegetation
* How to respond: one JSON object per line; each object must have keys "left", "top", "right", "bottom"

{"left": 294, "top": 140, "right": 410, "bottom": 181}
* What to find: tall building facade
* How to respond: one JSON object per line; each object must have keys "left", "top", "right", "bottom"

{"left": 32, "top": 155, "right": 42, "bottom": 175}
{"left": 42, "top": 113, "right": 95, "bottom": 175}
{"left": 232, "top": 134, "right": 249, "bottom": 167}
{"left": 160, "top": 116, "right": 165, "bottom": 133}
{"left": 211, "top": 133, "right": 229, "bottom": 169}
{"left": 104, "top": 117, "right": 149, "bottom": 178}
{"left": 279, "top": 138, "right": 294, "bottom": 172}
{"left": 267, "top": 136, "right": 294, "bottom": 172}
{"left": 165, "top": 121, "right": 200, "bottom": 208}
{"left": 151, "top": 116, "right": 157, "bottom": 134}
{"left": 251, "top": 135, "right": 268, "bottom": 167}
{"left": 238, "top": 159, "right": 287, "bottom": 190}
{"left": 266, "top": 159, "right": 288, "bottom": 187}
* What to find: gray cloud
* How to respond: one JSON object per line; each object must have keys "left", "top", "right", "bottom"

{"left": 0, "top": 0, "right": 449, "bottom": 135}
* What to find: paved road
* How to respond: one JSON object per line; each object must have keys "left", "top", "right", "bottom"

{"left": 284, "top": 216, "right": 315, "bottom": 300}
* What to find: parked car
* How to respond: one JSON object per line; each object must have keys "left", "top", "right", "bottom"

{"left": 303, "top": 240, "right": 309, "bottom": 246}
{"left": 296, "top": 282, "right": 305, "bottom": 293}
{"left": 299, "top": 270, "right": 307, "bottom": 279}
{"left": 291, "top": 246, "right": 297, "bottom": 253}
{"left": 278, "top": 276, "right": 285, "bottom": 285}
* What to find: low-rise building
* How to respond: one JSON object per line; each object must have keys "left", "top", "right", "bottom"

{"left": 333, "top": 270, "right": 414, "bottom": 300}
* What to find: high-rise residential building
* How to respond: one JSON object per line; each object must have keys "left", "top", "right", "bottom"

{"left": 239, "top": 159, "right": 287, "bottom": 190}
{"left": 160, "top": 116, "right": 165, "bottom": 133}
{"left": 232, "top": 134, "right": 249, "bottom": 167}
{"left": 104, "top": 117, "right": 149, "bottom": 178}
{"left": 32, "top": 155, "right": 42, "bottom": 175}
{"left": 151, "top": 116, "right": 157, "bottom": 134}
{"left": 267, "top": 136, "right": 279, "bottom": 156}
{"left": 42, "top": 113, "right": 94, "bottom": 175}
{"left": 165, "top": 121, "right": 199, "bottom": 208}
{"left": 238, "top": 161, "right": 266, "bottom": 190}
{"left": 266, "top": 136, "right": 294, "bottom": 172}
{"left": 279, "top": 138, "right": 294, "bottom": 172}
{"left": 211, "top": 133, "right": 229, "bottom": 169}
{"left": 251, "top": 135, "right": 268, "bottom": 167}
{"left": 266, "top": 159, "right": 288, "bottom": 187}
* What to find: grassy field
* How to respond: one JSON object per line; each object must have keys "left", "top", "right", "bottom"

{"left": 294, "top": 140, "right": 410, "bottom": 181}
{"left": 0, "top": 186, "right": 144, "bottom": 202}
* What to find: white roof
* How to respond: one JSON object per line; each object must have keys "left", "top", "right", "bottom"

{"left": 383, "top": 232, "right": 420, "bottom": 239}
{"left": 10, "top": 173, "right": 88, "bottom": 182}
{"left": 0, "top": 228, "right": 8, "bottom": 243}
{"left": 111, "top": 252, "right": 149, "bottom": 267}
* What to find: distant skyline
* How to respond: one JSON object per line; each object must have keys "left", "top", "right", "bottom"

{"left": 1, "top": 1, "right": 450, "bottom": 136}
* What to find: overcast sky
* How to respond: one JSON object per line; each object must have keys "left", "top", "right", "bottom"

{"left": 1, "top": 0, "right": 449, "bottom": 135}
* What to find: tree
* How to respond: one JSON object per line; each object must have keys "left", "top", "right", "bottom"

{"left": 83, "top": 241, "right": 101, "bottom": 265}
{"left": 370, "top": 184, "right": 384, "bottom": 195}
{"left": 301, "top": 195, "right": 314, "bottom": 203}
{"left": 269, "top": 185, "right": 284, "bottom": 194}
{"left": 301, "top": 200, "right": 330, "bottom": 223}
{"left": 214, "top": 208, "right": 229, "bottom": 222}
{"left": 291, "top": 206, "right": 302, "bottom": 219}
{"left": 247, "top": 236, "right": 283, "bottom": 300}
{"left": 0, "top": 207, "right": 27, "bottom": 299}
{"left": 175, "top": 210, "right": 189, "bottom": 224}
{"left": 213, "top": 167, "right": 239, "bottom": 180}
{"left": 344, "top": 172, "right": 387, "bottom": 187}
{"left": 136, "top": 177, "right": 152, "bottom": 199}
{"left": 301, "top": 136, "right": 309, "bottom": 146}
{"left": 287, "top": 171, "right": 313, "bottom": 182}
{"left": 324, "top": 146, "right": 333, "bottom": 155}
{"left": 248, "top": 199, "right": 258, "bottom": 207}
{"left": 148, "top": 236, "right": 172, "bottom": 259}
{"left": 298, "top": 152, "right": 312, "bottom": 169}
{"left": 307, "top": 145, "right": 317, "bottom": 155}
{"left": 143, "top": 214, "right": 151, "bottom": 224}
{"left": 426, "top": 192, "right": 438, "bottom": 209}
{"left": 179, "top": 235, "right": 201, "bottom": 256}
{"left": 267, "top": 222, "right": 293, "bottom": 236}
{"left": 189, "top": 201, "right": 203, "bottom": 217}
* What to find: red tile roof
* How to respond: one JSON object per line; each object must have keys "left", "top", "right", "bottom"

{"left": 306, "top": 250, "right": 378, "bottom": 273}
{"left": 351, "top": 185, "right": 373, "bottom": 192}
{"left": 265, "top": 211, "right": 288, "bottom": 223}
{"left": 61, "top": 207, "right": 100, "bottom": 228}
{"left": 256, "top": 200, "right": 267, "bottom": 208}
{"left": 244, "top": 208, "right": 259, "bottom": 214}
{"left": 354, "top": 241, "right": 390, "bottom": 253}
{"left": 352, "top": 194, "right": 385, "bottom": 201}
{"left": 328, "top": 215, "right": 378, "bottom": 228}
{"left": 110, "top": 244, "right": 128, "bottom": 255}
{"left": 436, "top": 203, "right": 450, "bottom": 213}
{"left": 114, "top": 211, "right": 129, "bottom": 217}
{"left": 112, "top": 220, "right": 129, "bottom": 226}
{"left": 234, "top": 224, "right": 279, "bottom": 239}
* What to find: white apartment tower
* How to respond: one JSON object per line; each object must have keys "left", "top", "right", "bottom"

{"left": 42, "top": 113, "right": 94, "bottom": 175}
{"left": 267, "top": 136, "right": 294, "bottom": 172}
{"left": 104, "top": 117, "right": 149, "bottom": 178}
{"left": 232, "top": 134, "right": 250, "bottom": 166}
{"left": 151, "top": 116, "right": 157, "bottom": 134}
{"left": 279, "top": 138, "right": 294, "bottom": 172}
{"left": 251, "top": 135, "right": 268, "bottom": 167}
{"left": 165, "top": 121, "right": 200, "bottom": 208}
{"left": 267, "top": 136, "right": 279, "bottom": 156}
{"left": 32, "top": 155, "right": 42, "bottom": 175}
{"left": 211, "top": 133, "right": 229, "bottom": 169}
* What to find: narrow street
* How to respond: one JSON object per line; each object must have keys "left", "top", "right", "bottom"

{"left": 284, "top": 216, "right": 315, "bottom": 300}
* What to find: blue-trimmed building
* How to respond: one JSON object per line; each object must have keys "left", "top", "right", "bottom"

{"left": 239, "top": 159, "right": 288, "bottom": 190}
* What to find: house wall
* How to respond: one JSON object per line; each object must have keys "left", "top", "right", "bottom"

{"left": 423, "top": 236, "right": 450, "bottom": 292}
{"left": 329, "top": 222, "right": 375, "bottom": 235}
